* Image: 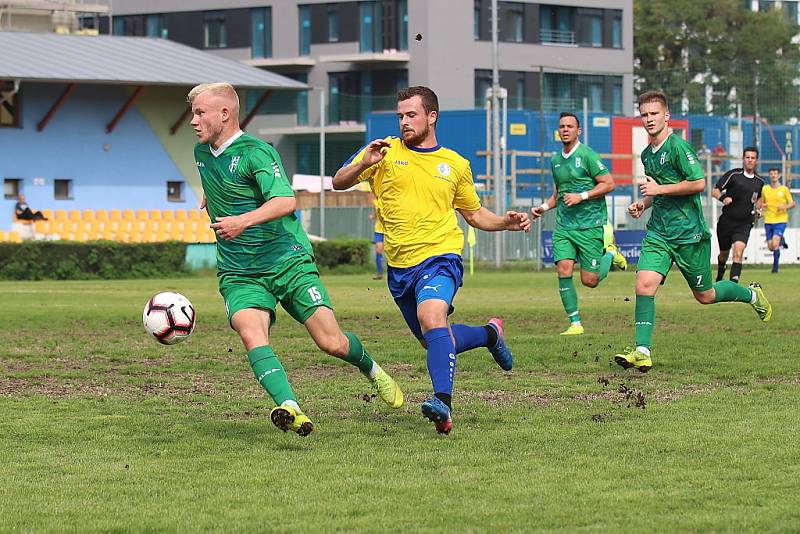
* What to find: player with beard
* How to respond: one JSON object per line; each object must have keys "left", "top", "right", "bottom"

{"left": 712, "top": 147, "right": 764, "bottom": 283}
{"left": 530, "top": 112, "right": 627, "bottom": 335}
{"left": 333, "top": 86, "right": 530, "bottom": 434}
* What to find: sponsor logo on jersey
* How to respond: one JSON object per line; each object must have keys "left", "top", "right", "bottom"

{"left": 659, "top": 152, "right": 667, "bottom": 165}
{"left": 395, "top": 160, "right": 409, "bottom": 165}
{"left": 229, "top": 156, "right": 241, "bottom": 173}
{"left": 575, "top": 157, "right": 582, "bottom": 168}
{"left": 196, "top": 161, "right": 205, "bottom": 168}
{"left": 437, "top": 163, "right": 451, "bottom": 176}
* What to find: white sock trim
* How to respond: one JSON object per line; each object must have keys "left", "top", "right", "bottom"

{"left": 636, "top": 346, "right": 651, "bottom": 357}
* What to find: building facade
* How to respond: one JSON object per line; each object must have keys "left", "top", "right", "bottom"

{"left": 108, "top": 0, "right": 634, "bottom": 177}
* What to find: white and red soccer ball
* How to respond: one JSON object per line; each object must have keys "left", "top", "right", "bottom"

{"left": 142, "top": 291, "right": 196, "bottom": 345}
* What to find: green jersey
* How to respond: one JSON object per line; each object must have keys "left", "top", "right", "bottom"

{"left": 640, "top": 133, "right": 709, "bottom": 244}
{"left": 194, "top": 132, "right": 313, "bottom": 275}
{"left": 551, "top": 142, "right": 609, "bottom": 230}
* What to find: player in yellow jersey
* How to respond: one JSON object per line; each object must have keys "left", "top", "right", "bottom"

{"left": 333, "top": 86, "right": 530, "bottom": 434}
{"left": 761, "top": 168, "right": 796, "bottom": 273}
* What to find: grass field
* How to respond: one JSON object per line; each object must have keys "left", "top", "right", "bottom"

{"left": 2, "top": 267, "right": 799, "bottom": 532}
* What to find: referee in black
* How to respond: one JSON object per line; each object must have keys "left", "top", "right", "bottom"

{"left": 712, "top": 146, "right": 764, "bottom": 283}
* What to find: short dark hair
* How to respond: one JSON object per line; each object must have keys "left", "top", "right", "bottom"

{"left": 768, "top": 167, "right": 780, "bottom": 173}
{"left": 398, "top": 86, "right": 439, "bottom": 117}
{"left": 743, "top": 146, "right": 759, "bottom": 158}
{"left": 559, "top": 112, "right": 580, "bottom": 128}
{"left": 638, "top": 90, "right": 668, "bottom": 111}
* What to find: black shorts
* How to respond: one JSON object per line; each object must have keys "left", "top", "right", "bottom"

{"left": 716, "top": 217, "right": 753, "bottom": 251}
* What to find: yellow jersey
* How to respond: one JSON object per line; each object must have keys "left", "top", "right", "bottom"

{"left": 761, "top": 184, "right": 794, "bottom": 224}
{"left": 348, "top": 136, "right": 482, "bottom": 268}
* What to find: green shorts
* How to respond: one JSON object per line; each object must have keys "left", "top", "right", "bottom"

{"left": 218, "top": 254, "right": 333, "bottom": 325}
{"left": 637, "top": 234, "right": 712, "bottom": 291}
{"left": 552, "top": 226, "right": 605, "bottom": 273}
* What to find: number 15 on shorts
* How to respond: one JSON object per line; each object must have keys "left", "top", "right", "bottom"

{"left": 307, "top": 286, "right": 323, "bottom": 303}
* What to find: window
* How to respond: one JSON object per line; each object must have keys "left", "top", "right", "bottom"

{"left": 251, "top": 7, "right": 272, "bottom": 58}
{"left": 398, "top": 0, "right": 408, "bottom": 50}
{"left": 359, "top": 1, "right": 382, "bottom": 52}
{"left": 611, "top": 12, "right": 622, "bottom": 48}
{"left": 54, "top": 179, "right": 73, "bottom": 200}
{"left": 3, "top": 178, "right": 21, "bottom": 200}
{"left": 146, "top": 14, "right": 167, "bottom": 39}
{"left": 474, "top": 0, "right": 481, "bottom": 40}
{"left": 204, "top": 11, "right": 226, "bottom": 48}
{"left": 299, "top": 5, "right": 311, "bottom": 55}
{"left": 114, "top": 15, "right": 145, "bottom": 36}
{"left": 167, "top": 181, "right": 184, "bottom": 202}
{"left": 543, "top": 73, "right": 622, "bottom": 114}
{"left": 540, "top": 5, "right": 575, "bottom": 45}
{"left": 577, "top": 9, "right": 602, "bottom": 47}
{"left": 328, "top": 5, "right": 339, "bottom": 42}
{"left": 474, "top": 69, "right": 527, "bottom": 109}
{"left": 612, "top": 81, "right": 622, "bottom": 115}
{"left": 499, "top": 2, "right": 524, "bottom": 42}
{"left": 0, "top": 84, "right": 20, "bottom": 127}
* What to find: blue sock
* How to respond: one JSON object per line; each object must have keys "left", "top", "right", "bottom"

{"left": 375, "top": 252, "right": 383, "bottom": 275}
{"left": 451, "top": 324, "right": 490, "bottom": 354}
{"left": 773, "top": 249, "right": 780, "bottom": 272}
{"left": 422, "top": 327, "right": 456, "bottom": 396}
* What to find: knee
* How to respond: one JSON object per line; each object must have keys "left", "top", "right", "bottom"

{"left": 581, "top": 275, "right": 599, "bottom": 288}
{"left": 694, "top": 292, "right": 715, "bottom": 305}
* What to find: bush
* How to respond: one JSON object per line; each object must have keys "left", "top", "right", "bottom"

{"left": 312, "top": 239, "right": 371, "bottom": 270}
{"left": 0, "top": 241, "right": 189, "bottom": 280}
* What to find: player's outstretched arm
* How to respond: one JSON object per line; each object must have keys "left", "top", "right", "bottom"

{"left": 458, "top": 207, "right": 531, "bottom": 232}
{"left": 332, "top": 139, "right": 390, "bottom": 190}
{"left": 211, "top": 196, "right": 296, "bottom": 240}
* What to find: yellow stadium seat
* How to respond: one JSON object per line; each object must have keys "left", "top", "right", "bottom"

{"left": 8, "top": 231, "right": 22, "bottom": 243}
{"left": 136, "top": 209, "right": 149, "bottom": 220}
{"left": 188, "top": 209, "right": 203, "bottom": 221}
{"left": 123, "top": 209, "right": 135, "bottom": 220}
{"left": 82, "top": 209, "right": 95, "bottom": 220}
{"left": 55, "top": 209, "right": 68, "bottom": 220}
{"left": 149, "top": 209, "right": 162, "bottom": 220}
{"left": 96, "top": 209, "right": 108, "bottom": 221}
{"left": 41, "top": 209, "right": 54, "bottom": 220}
{"left": 34, "top": 220, "right": 50, "bottom": 234}
{"left": 175, "top": 209, "right": 187, "bottom": 220}
{"left": 109, "top": 209, "right": 122, "bottom": 220}
{"left": 69, "top": 209, "right": 81, "bottom": 220}
{"left": 162, "top": 209, "right": 175, "bottom": 220}
{"left": 0, "top": 231, "right": 5, "bottom": 242}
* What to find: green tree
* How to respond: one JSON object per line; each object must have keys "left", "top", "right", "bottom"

{"left": 634, "top": 0, "right": 800, "bottom": 122}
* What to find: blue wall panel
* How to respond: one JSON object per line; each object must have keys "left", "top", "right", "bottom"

{"left": 0, "top": 83, "right": 199, "bottom": 230}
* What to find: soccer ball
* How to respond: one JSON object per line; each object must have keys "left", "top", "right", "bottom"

{"left": 142, "top": 291, "right": 196, "bottom": 345}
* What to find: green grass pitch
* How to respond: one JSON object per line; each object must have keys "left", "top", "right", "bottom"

{"left": 1, "top": 267, "right": 799, "bottom": 531}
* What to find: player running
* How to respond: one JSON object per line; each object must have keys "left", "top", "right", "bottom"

{"left": 761, "top": 168, "right": 796, "bottom": 273}
{"left": 614, "top": 91, "right": 772, "bottom": 373}
{"left": 189, "top": 82, "right": 403, "bottom": 437}
{"left": 530, "top": 112, "right": 627, "bottom": 335}
{"left": 333, "top": 86, "right": 530, "bottom": 434}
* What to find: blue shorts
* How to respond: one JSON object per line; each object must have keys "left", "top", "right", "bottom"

{"left": 374, "top": 232, "right": 384, "bottom": 243}
{"left": 765, "top": 223, "right": 787, "bottom": 241}
{"left": 387, "top": 254, "right": 464, "bottom": 340}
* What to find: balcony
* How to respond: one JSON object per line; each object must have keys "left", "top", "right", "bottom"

{"left": 540, "top": 29, "right": 577, "bottom": 46}
{"left": 318, "top": 50, "right": 410, "bottom": 64}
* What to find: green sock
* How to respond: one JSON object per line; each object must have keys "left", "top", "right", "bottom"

{"left": 713, "top": 280, "right": 754, "bottom": 303}
{"left": 558, "top": 276, "right": 581, "bottom": 324}
{"left": 247, "top": 346, "right": 297, "bottom": 406}
{"left": 597, "top": 251, "right": 613, "bottom": 283}
{"left": 634, "top": 295, "right": 655, "bottom": 349}
{"left": 343, "top": 332, "right": 375, "bottom": 376}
